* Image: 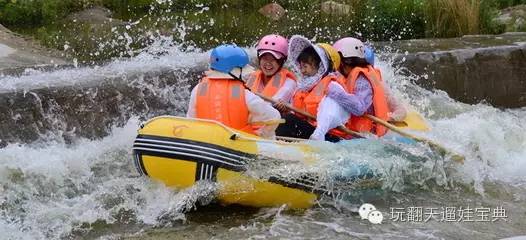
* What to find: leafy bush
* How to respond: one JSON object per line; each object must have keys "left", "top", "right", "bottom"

{"left": 101, "top": 0, "right": 154, "bottom": 19}
{"left": 362, "top": 0, "right": 426, "bottom": 40}
{"left": 41, "top": 0, "right": 70, "bottom": 24}
{"left": 2, "top": 0, "right": 516, "bottom": 62}
{"left": 0, "top": 0, "right": 43, "bottom": 26}
{"left": 495, "top": 0, "right": 526, "bottom": 8}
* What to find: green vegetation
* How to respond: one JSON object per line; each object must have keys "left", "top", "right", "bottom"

{"left": 495, "top": 0, "right": 526, "bottom": 8}
{"left": 1, "top": 0, "right": 523, "bottom": 62}
{"left": 0, "top": 0, "right": 98, "bottom": 25}
{"left": 424, "top": 0, "right": 505, "bottom": 37}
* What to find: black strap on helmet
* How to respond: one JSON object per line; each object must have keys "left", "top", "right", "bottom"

{"left": 228, "top": 67, "right": 250, "bottom": 90}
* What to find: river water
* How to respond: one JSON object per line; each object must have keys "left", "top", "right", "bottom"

{"left": 1, "top": 36, "right": 526, "bottom": 239}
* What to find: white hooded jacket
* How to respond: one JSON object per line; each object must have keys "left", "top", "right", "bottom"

{"left": 288, "top": 35, "right": 351, "bottom": 140}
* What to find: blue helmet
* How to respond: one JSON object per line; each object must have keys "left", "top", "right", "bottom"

{"left": 209, "top": 44, "right": 249, "bottom": 74}
{"left": 364, "top": 46, "right": 375, "bottom": 66}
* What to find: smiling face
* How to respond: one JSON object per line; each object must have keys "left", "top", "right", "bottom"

{"left": 258, "top": 53, "right": 281, "bottom": 77}
{"left": 367, "top": 210, "right": 384, "bottom": 224}
{"left": 299, "top": 60, "right": 318, "bottom": 77}
{"left": 358, "top": 203, "right": 377, "bottom": 220}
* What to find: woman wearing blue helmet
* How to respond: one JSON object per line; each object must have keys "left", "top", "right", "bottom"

{"left": 186, "top": 44, "right": 281, "bottom": 139}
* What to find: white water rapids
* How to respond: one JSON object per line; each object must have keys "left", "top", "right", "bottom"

{"left": 1, "top": 40, "right": 525, "bottom": 239}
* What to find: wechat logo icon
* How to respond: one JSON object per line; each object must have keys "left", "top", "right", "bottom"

{"left": 359, "top": 203, "right": 384, "bottom": 224}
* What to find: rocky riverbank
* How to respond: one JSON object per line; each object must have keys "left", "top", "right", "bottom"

{"left": 388, "top": 32, "right": 526, "bottom": 108}
{"left": 0, "top": 24, "right": 69, "bottom": 76}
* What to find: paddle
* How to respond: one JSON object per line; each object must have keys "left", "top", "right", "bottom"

{"left": 205, "top": 69, "right": 363, "bottom": 138}
{"left": 254, "top": 91, "right": 464, "bottom": 163}
{"left": 365, "top": 114, "right": 465, "bottom": 164}
{"left": 389, "top": 109, "right": 430, "bottom": 131}
{"left": 252, "top": 92, "right": 365, "bottom": 138}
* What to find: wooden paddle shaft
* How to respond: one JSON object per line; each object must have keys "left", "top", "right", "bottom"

{"left": 253, "top": 92, "right": 363, "bottom": 138}
{"left": 366, "top": 114, "right": 420, "bottom": 140}
{"left": 365, "top": 114, "right": 465, "bottom": 163}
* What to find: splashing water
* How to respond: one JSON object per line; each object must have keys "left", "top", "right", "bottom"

{"left": 0, "top": 36, "right": 207, "bottom": 93}
{"left": 1, "top": 36, "right": 525, "bottom": 239}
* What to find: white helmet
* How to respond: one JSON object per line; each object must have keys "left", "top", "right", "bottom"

{"left": 332, "top": 37, "right": 365, "bottom": 58}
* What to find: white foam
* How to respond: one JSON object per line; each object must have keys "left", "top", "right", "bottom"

{"left": 501, "top": 236, "right": 526, "bottom": 240}
{"left": 0, "top": 116, "right": 225, "bottom": 238}
{"left": 376, "top": 57, "right": 526, "bottom": 191}
{"left": 0, "top": 37, "right": 208, "bottom": 93}
{"left": 1, "top": 36, "right": 525, "bottom": 239}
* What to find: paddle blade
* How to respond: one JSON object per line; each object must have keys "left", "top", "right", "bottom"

{"left": 390, "top": 110, "right": 430, "bottom": 132}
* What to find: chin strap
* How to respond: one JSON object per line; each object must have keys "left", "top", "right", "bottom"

{"left": 228, "top": 68, "right": 251, "bottom": 90}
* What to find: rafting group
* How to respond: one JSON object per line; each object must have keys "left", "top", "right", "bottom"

{"left": 187, "top": 34, "right": 410, "bottom": 142}
{"left": 133, "top": 35, "right": 464, "bottom": 209}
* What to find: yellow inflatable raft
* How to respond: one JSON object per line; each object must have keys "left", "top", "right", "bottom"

{"left": 132, "top": 113, "right": 429, "bottom": 209}
{"left": 134, "top": 117, "right": 360, "bottom": 209}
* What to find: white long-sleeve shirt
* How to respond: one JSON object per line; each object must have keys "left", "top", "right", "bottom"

{"left": 251, "top": 77, "right": 297, "bottom": 103}
{"left": 312, "top": 80, "right": 409, "bottom": 140}
{"left": 272, "top": 78, "right": 297, "bottom": 103}
{"left": 310, "top": 82, "right": 351, "bottom": 140}
{"left": 187, "top": 84, "right": 281, "bottom": 139}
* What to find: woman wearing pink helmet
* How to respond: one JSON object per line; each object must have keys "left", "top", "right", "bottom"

{"left": 246, "top": 34, "right": 297, "bottom": 111}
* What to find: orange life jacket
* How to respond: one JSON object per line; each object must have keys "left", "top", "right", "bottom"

{"left": 339, "top": 66, "right": 389, "bottom": 137}
{"left": 246, "top": 68, "right": 296, "bottom": 98}
{"left": 195, "top": 77, "right": 255, "bottom": 134}
{"left": 292, "top": 74, "right": 339, "bottom": 123}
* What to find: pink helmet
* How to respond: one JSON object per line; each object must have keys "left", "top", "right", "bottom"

{"left": 333, "top": 37, "right": 365, "bottom": 58}
{"left": 256, "top": 34, "right": 288, "bottom": 60}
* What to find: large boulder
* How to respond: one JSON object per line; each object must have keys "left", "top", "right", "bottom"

{"left": 321, "top": 1, "right": 350, "bottom": 15}
{"left": 258, "top": 3, "right": 286, "bottom": 21}
{"left": 494, "top": 4, "right": 526, "bottom": 32}
{"left": 67, "top": 6, "right": 126, "bottom": 26}
{"left": 59, "top": 7, "right": 133, "bottom": 62}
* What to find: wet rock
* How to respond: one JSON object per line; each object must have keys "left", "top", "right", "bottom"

{"left": 258, "top": 3, "right": 286, "bottom": 21}
{"left": 67, "top": 6, "right": 126, "bottom": 26}
{"left": 321, "top": 1, "right": 350, "bottom": 15}
{"left": 0, "top": 24, "right": 69, "bottom": 75}
{"left": 0, "top": 43, "right": 15, "bottom": 57}
{"left": 0, "top": 66, "right": 204, "bottom": 146}
{"left": 494, "top": 4, "right": 526, "bottom": 32}
{"left": 387, "top": 33, "right": 526, "bottom": 108}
